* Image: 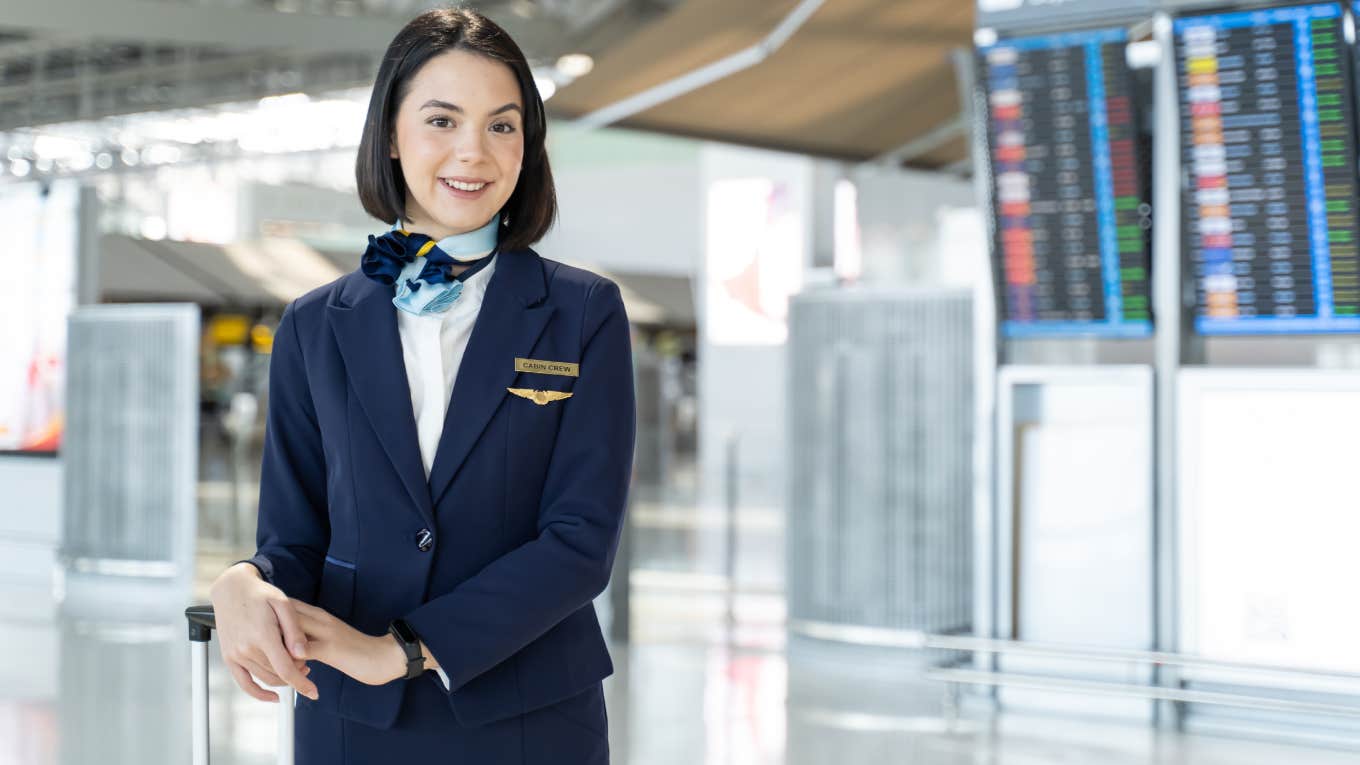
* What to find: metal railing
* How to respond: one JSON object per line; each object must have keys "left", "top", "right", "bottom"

{"left": 924, "top": 634, "right": 1360, "bottom": 721}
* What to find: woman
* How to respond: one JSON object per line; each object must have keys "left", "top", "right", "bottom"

{"left": 207, "top": 7, "right": 634, "bottom": 763}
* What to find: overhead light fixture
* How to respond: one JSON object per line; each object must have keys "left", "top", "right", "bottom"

{"left": 258, "top": 92, "right": 309, "bottom": 108}
{"left": 534, "top": 75, "right": 557, "bottom": 102}
{"left": 555, "top": 53, "right": 594, "bottom": 79}
{"left": 141, "top": 216, "right": 168, "bottom": 241}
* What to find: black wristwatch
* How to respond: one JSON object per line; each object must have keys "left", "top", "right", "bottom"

{"left": 388, "top": 619, "right": 426, "bottom": 680}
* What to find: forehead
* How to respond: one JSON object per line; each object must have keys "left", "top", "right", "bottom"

{"left": 403, "top": 49, "right": 521, "bottom": 110}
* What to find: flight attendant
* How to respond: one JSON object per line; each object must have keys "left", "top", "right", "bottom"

{"left": 207, "top": 6, "right": 634, "bottom": 763}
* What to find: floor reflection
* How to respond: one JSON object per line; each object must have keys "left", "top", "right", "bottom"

{"left": 5, "top": 571, "right": 1360, "bottom": 764}
{"left": 3, "top": 448, "right": 1359, "bottom": 763}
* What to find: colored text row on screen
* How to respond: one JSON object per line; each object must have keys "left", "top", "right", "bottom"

{"left": 982, "top": 27, "right": 1153, "bottom": 339}
{"left": 1177, "top": 2, "right": 1360, "bottom": 335}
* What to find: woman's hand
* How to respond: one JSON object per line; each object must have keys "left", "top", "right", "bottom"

{"left": 208, "top": 563, "right": 319, "bottom": 703}
{"left": 287, "top": 599, "right": 406, "bottom": 687}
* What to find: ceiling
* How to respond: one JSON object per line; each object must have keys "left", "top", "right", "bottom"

{"left": 0, "top": 0, "right": 974, "bottom": 172}
{"left": 546, "top": 0, "right": 975, "bottom": 171}
{"left": 0, "top": 0, "right": 677, "bottom": 130}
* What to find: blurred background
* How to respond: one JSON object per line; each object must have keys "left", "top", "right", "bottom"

{"left": 4, "top": 0, "right": 1360, "bottom": 762}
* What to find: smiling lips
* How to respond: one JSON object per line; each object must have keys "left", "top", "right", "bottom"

{"left": 440, "top": 177, "right": 492, "bottom": 198}
{"left": 442, "top": 177, "right": 488, "bottom": 191}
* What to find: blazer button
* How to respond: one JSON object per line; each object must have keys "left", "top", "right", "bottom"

{"left": 416, "top": 528, "right": 434, "bottom": 552}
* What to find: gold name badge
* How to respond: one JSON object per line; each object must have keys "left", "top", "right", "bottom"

{"left": 514, "top": 357, "right": 579, "bottom": 377}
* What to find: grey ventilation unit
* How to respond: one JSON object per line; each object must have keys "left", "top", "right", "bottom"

{"left": 61, "top": 304, "right": 199, "bottom": 592}
{"left": 786, "top": 287, "right": 973, "bottom": 637}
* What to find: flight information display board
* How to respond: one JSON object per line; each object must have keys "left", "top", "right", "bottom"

{"left": 1177, "top": 2, "right": 1360, "bottom": 334}
{"left": 981, "top": 28, "right": 1153, "bottom": 339}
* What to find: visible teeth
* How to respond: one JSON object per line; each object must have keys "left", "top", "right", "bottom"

{"left": 443, "top": 179, "right": 486, "bottom": 191}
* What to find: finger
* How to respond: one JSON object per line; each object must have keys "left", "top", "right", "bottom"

{"left": 261, "top": 636, "right": 319, "bottom": 700}
{"left": 245, "top": 641, "right": 307, "bottom": 674}
{"left": 227, "top": 660, "right": 278, "bottom": 703}
{"left": 241, "top": 656, "right": 287, "bottom": 687}
{"left": 289, "top": 599, "right": 331, "bottom": 624}
{"left": 270, "top": 598, "right": 312, "bottom": 661}
{"left": 288, "top": 597, "right": 322, "bottom": 613}
{"left": 244, "top": 651, "right": 310, "bottom": 683}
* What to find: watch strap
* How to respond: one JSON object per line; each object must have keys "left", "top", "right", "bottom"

{"left": 388, "top": 619, "right": 426, "bottom": 680}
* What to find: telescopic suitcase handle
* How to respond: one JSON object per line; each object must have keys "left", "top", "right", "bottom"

{"left": 184, "top": 605, "right": 294, "bottom": 765}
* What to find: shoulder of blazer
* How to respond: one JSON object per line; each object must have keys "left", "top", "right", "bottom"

{"left": 534, "top": 248, "right": 618, "bottom": 306}
{"left": 287, "top": 270, "right": 365, "bottom": 336}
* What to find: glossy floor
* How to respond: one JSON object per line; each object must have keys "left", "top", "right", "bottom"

{"left": 4, "top": 445, "right": 1357, "bottom": 763}
{"left": 4, "top": 558, "right": 1360, "bottom": 764}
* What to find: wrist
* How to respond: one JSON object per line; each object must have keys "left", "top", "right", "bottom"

{"left": 385, "top": 620, "right": 429, "bottom": 681}
{"left": 380, "top": 633, "right": 409, "bottom": 683}
{"left": 211, "top": 562, "right": 259, "bottom": 598}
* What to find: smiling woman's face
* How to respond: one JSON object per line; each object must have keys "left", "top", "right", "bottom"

{"left": 389, "top": 48, "right": 524, "bottom": 239}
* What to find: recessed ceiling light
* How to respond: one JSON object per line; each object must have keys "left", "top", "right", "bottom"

{"left": 556, "top": 53, "right": 594, "bottom": 78}
{"left": 534, "top": 75, "right": 557, "bottom": 102}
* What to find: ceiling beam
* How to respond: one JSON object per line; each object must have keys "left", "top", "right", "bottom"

{"left": 572, "top": 0, "right": 826, "bottom": 130}
{"left": 871, "top": 115, "right": 965, "bottom": 166}
{"left": 0, "top": 0, "right": 564, "bottom": 57}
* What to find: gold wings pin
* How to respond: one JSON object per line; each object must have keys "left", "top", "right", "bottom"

{"left": 507, "top": 387, "right": 574, "bottom": 406}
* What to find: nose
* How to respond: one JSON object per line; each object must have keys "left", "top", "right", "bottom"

{"left": 452, "top": 125, "right": 489, "bottom": 163}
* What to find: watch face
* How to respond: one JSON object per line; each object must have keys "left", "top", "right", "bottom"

{"left": 390, "top": 619, "right": 418, "bottom": 645}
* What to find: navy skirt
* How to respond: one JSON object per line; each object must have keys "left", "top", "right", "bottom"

{"left": 294, "top": 676, "right": 609, "bottom": 764}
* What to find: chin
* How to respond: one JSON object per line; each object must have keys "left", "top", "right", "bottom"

{"left": 435, "top": 210, "right": 491, "bottom": 231}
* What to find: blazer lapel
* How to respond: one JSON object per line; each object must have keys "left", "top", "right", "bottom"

{"left": 427, "top": 248, "right": 554, "bottom": 508}
{"left": 327, "top": 274, "right": 435, "bottom": 529}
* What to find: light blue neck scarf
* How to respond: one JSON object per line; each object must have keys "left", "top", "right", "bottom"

{"left": 389, "top": 215, "right": 500, "bottom": 316}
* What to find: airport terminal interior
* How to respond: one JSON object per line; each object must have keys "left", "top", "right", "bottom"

{"left": 6, "top": 0, "right": 1360, "bottom": 762}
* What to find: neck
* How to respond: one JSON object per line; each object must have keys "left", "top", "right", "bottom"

{"left": 397, "top": 213, "right": 497, "bottom": 241}
{"left": 392, "top": 213, "right": 500, "bottom": 262}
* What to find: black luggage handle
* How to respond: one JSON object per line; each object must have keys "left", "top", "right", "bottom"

{"left": 186, "top": 604, "right": 216, "bottom": 642}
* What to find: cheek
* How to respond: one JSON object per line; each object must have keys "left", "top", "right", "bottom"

{"left": 496, "top": 145, "right": 524, "bottom": 198}
{"left": 400, "top": 133, "right": 442, "bottom": 173}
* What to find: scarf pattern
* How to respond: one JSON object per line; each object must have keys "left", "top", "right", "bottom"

{"left": 360, "top": 215, "right": 499, "bottom": 316}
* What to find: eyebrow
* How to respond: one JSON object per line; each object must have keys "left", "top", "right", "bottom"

{"left": 419, "top": 99, "right": 522, "bottom": 116}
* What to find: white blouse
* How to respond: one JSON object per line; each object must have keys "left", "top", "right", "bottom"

{"left": 395, "top": 249, "right": 498, "bottom": 691}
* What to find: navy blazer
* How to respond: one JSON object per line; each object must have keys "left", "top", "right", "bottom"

{"left": 244, "top": 245, "right": 636, "bottom": 730}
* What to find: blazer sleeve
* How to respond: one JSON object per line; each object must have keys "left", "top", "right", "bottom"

{"left": 402, "top": 278, "right": 636, "bottom": 693}
{"left": 240, "top": 302, "right": 331, "bottom": 603}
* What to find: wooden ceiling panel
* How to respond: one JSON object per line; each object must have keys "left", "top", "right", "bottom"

{"left": 547, "top": 0, "right": 803, "bottom": 114}
{"left": 548, "top": 0, "right": 975, "bottom": 169}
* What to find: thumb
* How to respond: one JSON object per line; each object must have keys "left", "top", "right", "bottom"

{"left": 269, "top": 598, "right": 309, "bottom": 659}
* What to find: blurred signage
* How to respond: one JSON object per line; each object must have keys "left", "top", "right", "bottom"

{"left": 0, "top": 180, "right": 78, "bottom": 453}
{"left": 704, "top": 178, "right": 803, "bottom": 345}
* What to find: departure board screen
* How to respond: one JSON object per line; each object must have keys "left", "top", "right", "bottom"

{"left": 1177, "top": 3, "right": 1360, "bottom": 334}
{"left": 981, "top": 28, "right": 1153, "bottom": 339}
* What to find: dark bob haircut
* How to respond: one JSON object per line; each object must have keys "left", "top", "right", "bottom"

{"left": 355, "top": 6, "right": 557, "bottom": 253}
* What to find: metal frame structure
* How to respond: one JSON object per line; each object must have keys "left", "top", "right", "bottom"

{"left": 951, "top": 5, "right": 1360, "bottom": 740}
{"left": 0, "top": 0, "right": 673, "bottom": 132}
{"left": 926, "top": 635, "right": 1360, "bottom": 723}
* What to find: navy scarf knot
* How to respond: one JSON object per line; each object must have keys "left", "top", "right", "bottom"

{"left": 359, "top": 216, "right": 500, "bottom": 316}
{"left": 360, "top": 230, "right": 460, "bottom": 288}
